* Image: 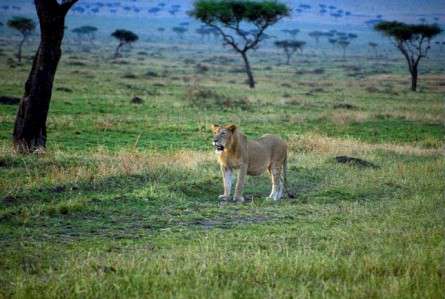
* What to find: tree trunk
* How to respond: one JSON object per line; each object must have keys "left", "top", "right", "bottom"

{"left": 410, "top": 66, "right": 418, "bottom": 91}
{"left": 285, "top": 48, "right": 291, "bottom": 65}
{"left": 17, "top": 36, "right": 25, "bottom": 63}
{"left": 13, "top": 1, "right": 71, "bottom": 153}
{"left": 241, "top": 51, "right": 255, "bottom": 89}
{"left": 114, "top": 42, "right": 123, "bottom": 58}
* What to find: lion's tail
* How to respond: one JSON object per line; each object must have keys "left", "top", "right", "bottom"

{"left": 283, "top": 154, "right": 295, "bottom": 199}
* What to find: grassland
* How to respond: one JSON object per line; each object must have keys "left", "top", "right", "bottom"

{"left": 0, "top": 37, "right": 444, "bottom": 298}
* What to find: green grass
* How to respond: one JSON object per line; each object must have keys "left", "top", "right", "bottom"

{"left": 0, "top": 39, "right": 444, "bottom": 298}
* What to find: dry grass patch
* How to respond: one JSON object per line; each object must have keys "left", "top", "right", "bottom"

{"left": 0, "top": 146, "right": 213, "bottom": 192}
{"left": 91, "top": 148, "right": 213, "bottom": 175}
{"left": 320, "top": 110, "right": 370, "bottom": 125}
{"left": 288, "top": 133, "right": 442, "bottom": 156}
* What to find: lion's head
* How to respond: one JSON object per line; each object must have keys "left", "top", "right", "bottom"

{"left": 211, "top": 124, "right": 237, "bottom": 153}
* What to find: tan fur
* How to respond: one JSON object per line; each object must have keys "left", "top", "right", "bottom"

{"left": 211, "top": 124, "right": 288, "bottom": 202}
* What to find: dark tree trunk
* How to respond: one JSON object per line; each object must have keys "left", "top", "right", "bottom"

{"left": 241, "top": 51, "right": 255, "bottom": 89}
{"left": 285, "top": 48, "right": 291, "bottom": 65}
{"left": 410, "top": 66, "right": 418, "bottom": 91}
{"left": 17, "top": 36, "right": 26, "bottom": 63}
{"left": 114, "top": 42, "right": 124, "bottom": 58}
{"left": 13, "top": 0, "right": 74, "bottom": 153}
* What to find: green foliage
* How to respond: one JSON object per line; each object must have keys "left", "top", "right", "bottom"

{"left": 172, "top": 26, "right": 188, "bottom": 35}
{"left": 274, "top": 39, "right": 305, "bottom": 50}
{"left": 7, "top": 16, "right": 35, "bottom": 36}
{"left": 374, "top": 21, "right": 442, "bottom": 42}
{"left": 190, "top": 0, "right": 289, "bottom": 26}
{"left": 308, "top": 31, "right": 323, "bottom": 38}
{"left": 72, "top": 25, "right": 98, "bottom": 35}
{"left": 337, "top": 40, "right": 350, "bottom": 48}
{"left": 111, "top": 29, "right": 139, "bottom": 44}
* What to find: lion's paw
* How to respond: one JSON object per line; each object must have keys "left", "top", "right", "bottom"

{"left": 233, "top": 196, "right": 245, "bottom": 203}
{"left": 218, "top": 195, "right": 231, "bottom": 201}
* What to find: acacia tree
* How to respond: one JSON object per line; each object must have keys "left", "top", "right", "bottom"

{"left": 7, "top": 16, "right": 36, "bottom": 63}
{"left": 368, "top": 42, "right": 378, "bottom": 57}
{"left": 111, "top": 29, "right": 138, "bottom": 58}
{"left": 375, "top": 21, "right": 441, "bottom": 91}
{"left": 308, "top": 30, "right": 323, "bottom": 44}
{"left": 196, "top": 26, "right": 209, "bottom": 40}
{"left": 282, "top": 28, "right": 299, "bottom": 38}
{"left": 190, "top": 0, "right": 289, "bottom": 88}
{"left": 71, "top": 25, "right": 98, "bottom": 44}
{"left": 337, "top": 39, "right": 350, "bottom": 58}
{"left": 274, "top": 40, "right": 305, "bottom": 65}
{"left": 172, "top": 26, "right": 188, "bottom": 39}
{"left": 13, "top": 0, "right": 79, "bottom": 153}
{"left": 328, "top": 38, "right": 337, "bottom": 49}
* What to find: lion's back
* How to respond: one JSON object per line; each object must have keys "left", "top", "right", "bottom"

{"left": 250, "top": 134, "right": 287, "bottom": 162}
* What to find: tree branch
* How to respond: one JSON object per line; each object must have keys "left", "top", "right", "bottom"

{"left": 244, "top": 23, "right": 268, "bottom": 51}
{"left": 204, "top": 22, "right": 242, "bottom": 52}
{"left": 396, "top": 40, "right": 413, "bottom": 73}
{"left": 60, "top": 0, "right": 79, "bottom": 14}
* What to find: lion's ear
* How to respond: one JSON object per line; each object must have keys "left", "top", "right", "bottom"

{"left": 226, "top": 124, "right": 237, "bottom": 132}
{"left": 211, "top": 124, "right": 220, "bottom": 133}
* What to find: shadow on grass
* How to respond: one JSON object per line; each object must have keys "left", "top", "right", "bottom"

{"left": 0, "top": 163, "right": 331, "bottom": 244}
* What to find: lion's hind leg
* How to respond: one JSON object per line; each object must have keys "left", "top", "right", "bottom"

{"left": 270, "top": 166, "right": 284, "bottom": 201}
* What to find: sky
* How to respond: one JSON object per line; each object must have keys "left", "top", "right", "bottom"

{"left": 0, "top": 0, "right": 444, "bottom": 25}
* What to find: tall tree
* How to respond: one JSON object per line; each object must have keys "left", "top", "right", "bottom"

{"left": 172, "top": 26, "right": 188, "bottom": 40}
{"left": 368, "top": 42, "right": 378, "bottom": 57}
{"left": 13, "top": 0, "right": 79, "bottom": 153}
{"left": 328, "top": 38, "right": 337, "bottom": 49}
{"left": 111, "top": 29, "right": 138, "bottom": 58}
{"left": 375, "top": 21, "right": 441, "bottom": 91}
{"left": 7, "top": 16, "right": 36, "bottom": 63}
{"left": 308, "top": 30, "right": 323, "bottom": 44}
{"left": 190, "top": 0, "right": 289, "bottom": 88}
{"left": 274, "top": 40, "right": 305, "bottom": 65}
{"left": 337, "top": 39, "right": 350, "bottom": 58}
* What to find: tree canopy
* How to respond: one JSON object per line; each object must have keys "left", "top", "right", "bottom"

{"left": 191, "top": 0, "right": 289, "bottom": 27}
{"left": 274, "top": 40, "right": 305, "bottom": 50}
{"left": 282, "top": 28, "right": 300, "bottom": 37}
{"left": 374, "top": 21, "right": 441, "bottom": 42}
{"left": 72, "top": 25, "right": 98, "bottom": 36}
{"left": 274, "top": 39, "right": 305, "bottom": 64}
{"left": 111, "top": 29, "right": 139, "bottom": 44}
{"left": 7, "top": 16, "right": 35, "bottom": 36}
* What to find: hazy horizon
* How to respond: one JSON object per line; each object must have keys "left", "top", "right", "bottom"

{"left": 0, "top": 0, "right": 444, "bottom": 26}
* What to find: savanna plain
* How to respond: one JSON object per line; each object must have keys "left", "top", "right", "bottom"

{"left": 0, "top": 35, "right": 444, "bottom": 298}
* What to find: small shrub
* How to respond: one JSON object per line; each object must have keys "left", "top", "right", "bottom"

{"left": 122, "top": 72, "right": 137, "bottom": 79}
{"left": 145, "top": 71, "right": 159, "bottom": 78}
{"left": 196, "top": 63, "right": 209, "bottom": 74}
{"left": 131, "top": 96, "right": 144, "bottom": 104}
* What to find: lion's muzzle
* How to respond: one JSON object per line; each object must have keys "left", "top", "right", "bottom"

{"left": 213, "top": 141, "right": 224, "bottom": 152}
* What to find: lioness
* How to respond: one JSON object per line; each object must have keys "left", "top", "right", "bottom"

{"left": 211, "top": 124, "right": 289, "bottom": 202}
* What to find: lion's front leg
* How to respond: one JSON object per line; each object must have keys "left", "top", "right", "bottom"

{"left": 233, "top": 164, "right": 247, "bottom": 202}
{"left": 218, "top": 166, "right": 232, "bottom": 201}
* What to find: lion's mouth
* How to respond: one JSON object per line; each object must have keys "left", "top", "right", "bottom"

{"left": 214, "top": 144, "right": 224, "bottom": 151}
